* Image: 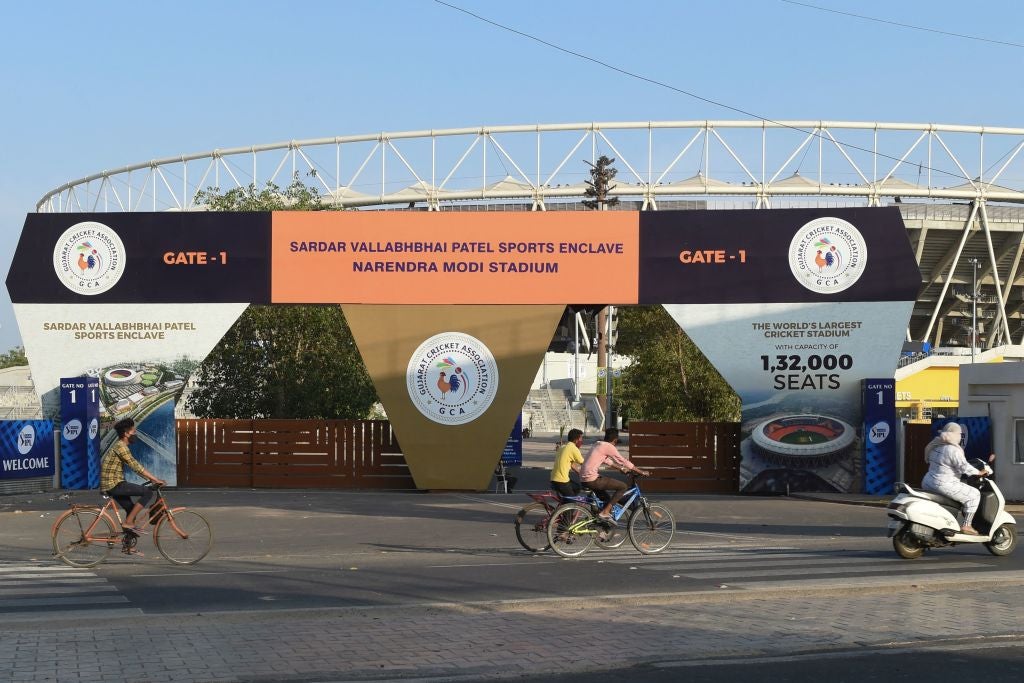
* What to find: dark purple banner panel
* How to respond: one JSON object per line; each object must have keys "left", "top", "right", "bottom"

{"left": 638, "top": 207, "right": 920, "bottom": 304}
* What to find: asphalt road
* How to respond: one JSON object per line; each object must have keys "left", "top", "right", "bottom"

{"left": 2, "top": 489, "right": 1023, "bottom": 619}
{"left": 514, "top": 640, "right": 1024, "bottom": 683}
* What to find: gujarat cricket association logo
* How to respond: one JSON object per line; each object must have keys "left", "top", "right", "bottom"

{"left": 53, "top": 221, "right": 126, "bottom": 295}
{"left": 788, "top": 217, "right": 866, "bottom": 294}
{"left": 407, "top": 332, "right": 499, "bottom": 425}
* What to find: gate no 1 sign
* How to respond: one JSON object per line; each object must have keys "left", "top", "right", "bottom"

{"left": 60, "top": 377, "right": 101, "bottom": 489}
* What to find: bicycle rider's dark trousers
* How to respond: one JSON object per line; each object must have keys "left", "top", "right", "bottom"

{"left": 582, "top": 476, "right": 627, "bottom": 507}
{"left": 106, "top": 482, "right": 153, "bottom": 515}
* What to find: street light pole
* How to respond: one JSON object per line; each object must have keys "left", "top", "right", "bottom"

{"left": 605, "top": 304, "right": 614, "bottom": 429}
{"left": 971, "top": 257, "right": 978, "bottom": 364}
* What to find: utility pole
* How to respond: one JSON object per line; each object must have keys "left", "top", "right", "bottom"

{"left": 971, "top": 257, "right": 979, "bottom": 364}
{"left": 573, "top": 308, "right": 580, "bottom": 402}
{"left": 605, "top": 304, "right": 615, "bottom": 429}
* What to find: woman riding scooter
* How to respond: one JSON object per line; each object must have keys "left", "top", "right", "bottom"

{"left": 922, "top": 422, "right": 992, "bottom": 535}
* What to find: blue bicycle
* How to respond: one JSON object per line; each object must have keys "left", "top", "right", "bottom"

{"left": 546, "top": 475, "right": 675, "bottom": 557}
{"left": 515, "top": 489, "right": 627, "bottom": 553}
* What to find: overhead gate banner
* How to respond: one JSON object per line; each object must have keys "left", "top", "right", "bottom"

{"left": 6, "top": 208, "right": 918, "bottom": 491}
{"left": 649, "top": 208, "right": 920, "bottom": 493}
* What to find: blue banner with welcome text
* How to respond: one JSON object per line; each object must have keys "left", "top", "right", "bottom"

{"left": 0, "top": 420, "right": 55, "bottom": 479}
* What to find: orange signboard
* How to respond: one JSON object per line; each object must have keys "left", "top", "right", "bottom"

{"left": 271, "top": 212, "right": 639, "bottom": 304}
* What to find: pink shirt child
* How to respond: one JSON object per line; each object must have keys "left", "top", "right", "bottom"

{"left": 580, "top": 440, "right": 637, "bottom": 482}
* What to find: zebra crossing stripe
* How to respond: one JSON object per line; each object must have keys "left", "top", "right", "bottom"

{"left": 0, "top": 562, "right": 137, "bottom": 615}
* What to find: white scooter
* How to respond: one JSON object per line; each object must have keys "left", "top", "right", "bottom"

{"left": 887, "top": 459, "right": 1017, "bottom": 559}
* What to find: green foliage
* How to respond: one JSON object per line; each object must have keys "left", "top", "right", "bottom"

{"left": 190, "top": 176, "right": 376, "bottom": 419}
{"left": 582, "top": 155, "right": 620, "bottom": 210}
{"left": 614, "top": 306, "right": 740, "bottom": 422}
{"left": 186, "top": 305, "right": 377, "bottom": 419}
{"left": 0, "top": 346, "right": 27, "bottom": 369}
{"left": 193, "top": 172, "right": 333, "bottom": 212}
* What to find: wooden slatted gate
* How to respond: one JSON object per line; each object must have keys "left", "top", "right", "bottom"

{"left": 902, "top": 422, "right": 933, "bottom": 486}
{"left": 627, "top": 421, "right": 741, "bottom": 493}
{"left": 176, "top": 419, "right": 415, "bottom": 489}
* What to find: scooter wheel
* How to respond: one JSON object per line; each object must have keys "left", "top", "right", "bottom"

{"left": 893, "top": 524, "right": 925, "bottom": 559}
{"left": 985, "top": 524, "right": 1017, "bottom": 557}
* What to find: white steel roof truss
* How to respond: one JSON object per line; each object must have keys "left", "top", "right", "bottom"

{"left": 922, "top": 201, "right": 979, "bottom": 343}
{"left": 932, "top": 133, "right": 976, "bottom": 191}
{"left": 341, "top": 141, "right": 381, "bottom": 201}
{"left": 438, "top": 135, "right": 480, "bottom": 192}
{"left": 294, "top": 146, "right": 333, "bottom": 195}
{"left": 654, "top": 129, "right": 703, "bottom": 185}
{"left": 768, "top": 128, "right": 817, "bottom": 185}
{"left": 596, "top": 130, "right": 644, "bottom": 188}
{"left": 542, "top": 131, "right": 589, "bottom": 188}
{"left": 877, "top": 130, "right": 927, "bottom": 189}
{"left": 486, "top": 134, "right": 536, "bottom": 190}
{"left": 986, "top": 138, "right": 1024, "bottom": 189}
{"left": 267, "top": 148, "right": 293, "bottom": 187}
{"left": 821, "top": 129, "right": 870, "bottom": 187}
{"left": 155, "top": 167, "right": 181, "bottom": 210}
{"left": 978, "top": 201, "right": 1014, "bottom": 343}
{"left": 710, "top": 128, "right": 758, "bottom": 185}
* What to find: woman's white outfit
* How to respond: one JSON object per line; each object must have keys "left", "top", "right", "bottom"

{"left": 921, "top": 431, "right": 983, "bottom": 527}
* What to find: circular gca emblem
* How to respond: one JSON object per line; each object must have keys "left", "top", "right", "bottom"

{"left": 407, "top": 332, "right": 499, "bottom": 425}
{"left": 53, "top": 221, "right": 126, "bottom": 295}
{"left": 788, "top": 217, "right": 866, "bottom": 294}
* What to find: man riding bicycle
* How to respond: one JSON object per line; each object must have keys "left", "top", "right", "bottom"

{"left": 579, "top": 427, "right": 649, "bottom": 523}
{"left": 100, "top": 417, "right": 166, "bottom": 536}
{"left": 550, "top": 428, "right": 585, "bottom": 497}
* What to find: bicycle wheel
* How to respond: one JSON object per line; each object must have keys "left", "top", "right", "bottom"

{"left": 52, "top": 509, "right": 115, "bottom": 568}
{"left": 547, "top": 504, "right": 596, "bottom": 558}
{"left": 154, "top": 509, "right": 213, "bottom": 565}
{"left": 627, "top": 503, "right": 675, "bottom": 554}
{"left": 514, "top": 503, "right": 551, "bottom": 552}
{"left": 594, "top": 520, "right": 627, "bottom": 550}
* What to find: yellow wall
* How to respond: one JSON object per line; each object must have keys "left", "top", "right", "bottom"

{"left": 896, "top": 356, "right": 1006, "bottom": 415}
{"left": 896, "top": 366, "right": 959, "bottom": 410}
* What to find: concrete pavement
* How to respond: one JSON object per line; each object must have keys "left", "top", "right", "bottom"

{"left": 5, "top": 578, "right": 1024, "bottom": 682}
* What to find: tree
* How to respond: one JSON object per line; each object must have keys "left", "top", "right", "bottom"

{"left": 582, "top": 155, "right": 620, "bottom": 211}
{"left": 187, "top": 176, "right": 378, "bottom": 419}
{"left": 614, "top": 306, "right": 740, "bottom": 422}
{"left": 0, "top": 346, "right": 27, "bottom": 369}
{"left": 193, "top": 172, "right": 331, "bottom": 211}
{"left": 186, "top": 305, "right": 376, "bottom": 419}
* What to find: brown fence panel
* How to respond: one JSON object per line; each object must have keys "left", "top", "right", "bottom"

{"left": 628, "top": 421, "right": 740, "bottom": 493}
{"left": 251, "top": 420, "right": 352, "bottom": 489}
{"left": 176, "top": 418, "right": 414, "bottom": 489}
{"left": 903, "top": 422, "right": 933, "bottom": 486}
{"left": 349, "top": 420, "right": 416, "bottom": 490}
{"left": 177, "top": 419, "right": 255, "bottom": 488}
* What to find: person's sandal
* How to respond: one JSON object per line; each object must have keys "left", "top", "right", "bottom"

{"left": 122, "top": 525, "right": 148, "bottom": 536}
{"left": 960, "top": 525, "right": 980, "bottom": 535}
{"left": 121, "top": 546, "right": 145, "bottom": 557}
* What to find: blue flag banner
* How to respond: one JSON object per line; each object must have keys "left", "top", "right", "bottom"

{"left": 863, "top": 379, "right": 898, "bottom": 495}
{"left": 502, "top": 415, "right": 523, "bottom": 467}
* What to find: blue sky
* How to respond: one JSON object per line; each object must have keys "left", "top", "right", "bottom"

{"left": 1, "top": 0, "right": 1022, "bottom": 351}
